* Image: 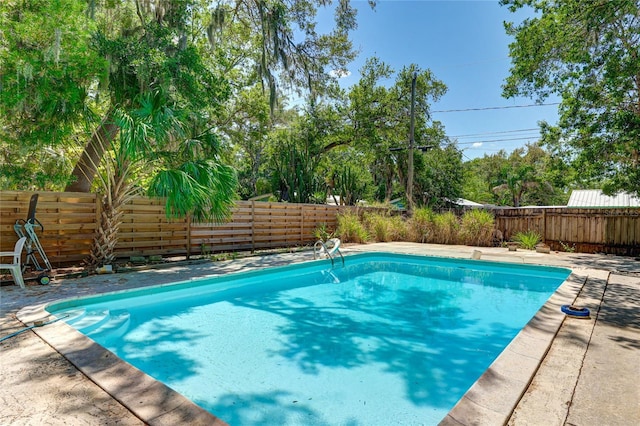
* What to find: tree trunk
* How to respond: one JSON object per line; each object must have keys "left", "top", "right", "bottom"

{"left": 385, "top": 172, "right": 394, "bottom": 201}
{"left": 86, "top": 194, "right": 123, "bottom": 268}
{"left": 65, "top": 112, "right": 119, "bottom": 192}
{"left": 86, "top": 156, "right": 137, "bottom": 268}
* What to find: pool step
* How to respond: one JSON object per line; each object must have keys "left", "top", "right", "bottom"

{"left": 61, "top": 308, "right": 88, "bottom": 324}
{"left": 61, "top": 308, "right": 132, "bottom": 344}
{"left": 86, "top": 310, "right": 131, "bottom": 340}
{"left": 69, "top": 309, "right": 112, "bottom": 334}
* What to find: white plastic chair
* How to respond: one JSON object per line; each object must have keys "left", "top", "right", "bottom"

{"left": 0, "top": 237, "right": 27, "bottom": 289}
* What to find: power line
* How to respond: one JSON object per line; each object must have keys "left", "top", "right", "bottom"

{"left": 453, "top": 132, "right": 541, "bottom": 143}
{"left": 449, "top": 128, "right": 539, "bottom": 138}
{"left": 456, "top": 136, "right": 541, "bottom": 146}
{"left": 432, "top": 102, "right": 560, "bottom": 113}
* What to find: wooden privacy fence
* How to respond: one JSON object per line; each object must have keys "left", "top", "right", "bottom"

{"left": 0, "top": 191, "right": 344, "bottom": 266}
{"left": 493, "top": 207, "right": 640, "bottom": 256}
{"left": 1, "top": 191, "right": 639, "bottom": 266}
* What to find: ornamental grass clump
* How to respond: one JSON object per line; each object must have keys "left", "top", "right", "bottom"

{"left": 336, "top": 211, "right": 369, "bottom": 243}
{"left": 408, "top": 207, "right": 435, "bottom": 243}
{"left": 459, "top": 209, "right": 495, "bottom": 247}
{"left": 512, "top": 230, "right": 542, "bottom": 250}
{"left": 432, "top": 211, "right": 459, "bottom": 244}
{"left": 364, "top": 212, "right": 407, "bottom": 242}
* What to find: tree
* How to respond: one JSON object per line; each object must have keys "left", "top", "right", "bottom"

{"left": 462, "top": 143, "right": 571, "bottom": 207}
{"left": 502, "top": 0, "right": 640, "bottom": 196}
{"left": 1, "top": 0, "right": 366, "bottom": 193}
{"left": 87, "top": 90, "right": 237, "bottom": 267}
{"left": 416, "top": 142, "right": 464, "bottom": 208}
{"left": 218, "top": 86, "right": 286, "bottom": 199}
{"left": 334, "top": 58, "right": 447, "bottom": 203}
{"left": 268, "top": 127, "right": 324, "bottom": 204}
{"left": 492, "top": 163, "right": 540, "bottom": 208}
{"left": 324, "top": 147, "right": 374, "bottom": 205}
{"left": 1, "top": 1, "right": 239, "bottom": 265}
{"left": 0, "top": 0, "right": 105, "bottom": 189}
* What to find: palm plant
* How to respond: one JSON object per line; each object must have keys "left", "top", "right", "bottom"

{"left": 88, "top": 135, "right": 140, "bottom": 268}
{"left": 492, "top": 165, "right": 539, "bottom": 208}
{"left": 87, "top": 90, "right": 237, "bottom": 267}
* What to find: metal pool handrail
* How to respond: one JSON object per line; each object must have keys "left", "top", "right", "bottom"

{"left": 313, "top": 238, "right": 344, "bottom": 267}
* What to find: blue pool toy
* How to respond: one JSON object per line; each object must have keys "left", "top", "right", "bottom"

{"left": 561, "top": 304, "right": 590, "bottom": 318}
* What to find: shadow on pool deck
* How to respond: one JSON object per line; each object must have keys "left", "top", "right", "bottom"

{"left": 1, "top": 243, "right": 638, "bottom": 425}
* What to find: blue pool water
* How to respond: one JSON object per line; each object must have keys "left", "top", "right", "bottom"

{"left": 48, "top": 253, "right": 570, "bottom": 425}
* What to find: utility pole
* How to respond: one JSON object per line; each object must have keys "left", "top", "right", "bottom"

{"left": 406, "top": 71, "right": 417, "bottom": 212}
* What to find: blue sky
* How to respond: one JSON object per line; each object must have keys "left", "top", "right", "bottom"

{"left": 318, "top": 0, "right": 560, "bottom": 161}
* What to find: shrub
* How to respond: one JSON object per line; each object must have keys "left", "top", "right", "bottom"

{"left": 408, "top": 207, "right": 435, "bottom": 243}
{"left": 386, "top": 215, "right": 408, "bottom": 241}
{"left": 432, "top": 211, "right": 459, "bottom": 244}
{"left": 512, "top": 230, "right": 542, "bottom": 250}
{"left": 559, "top": 240, "right": 576, "bottom": 253}
{"left": 336, "top": 211, "right": 369, "bottom": 243}
{"left": 459, "top": 209, "right": 495, "bottom": 246}
{"left": 363, "top": 212, "right": 407, "bottom": 242}
{"left": 313, "top": 223, "right": 334, "bottom": 242}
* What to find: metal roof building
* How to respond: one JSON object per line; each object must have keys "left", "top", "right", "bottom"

{"left": 567, "top": 190, "right": 640, "bottom": 208}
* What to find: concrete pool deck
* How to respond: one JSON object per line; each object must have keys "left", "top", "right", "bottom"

{"left": 1, "top": 242, "right": 638, "bottom": 425}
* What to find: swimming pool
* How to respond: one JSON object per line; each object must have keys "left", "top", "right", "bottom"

{"left": 47, "top": 252, "right": 571, "bottom": 425}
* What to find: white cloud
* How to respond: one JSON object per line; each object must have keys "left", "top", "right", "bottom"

{"left": 472, "top": 142, "right": 483, "bottom": 148}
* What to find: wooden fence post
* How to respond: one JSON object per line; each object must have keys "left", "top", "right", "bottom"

{"left": 186, "top": 214, "right": 192, "bottom": 259}
{"left": 94, "top": 192, "right": 101, "bottom": 239}
{"left": 251, "top": 200, "right": 255, "bottom": 253}
{"left": 300, "top": 204, "right": 305, "bottom": 245}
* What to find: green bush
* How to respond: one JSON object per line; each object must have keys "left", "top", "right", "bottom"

{"left": 363, "top": 212, "right": 407, "bottom": 242}
{"left": 432, "top": 211, "right": 459, "bottom": 244}
{"left": 386, "top": 215, "right": 408, "bottom": 241}
{"left": 313, "top": 223, "right": 334, "bottom": 242}
{"left": 336, "top": 211, "right": 369, "bottom": 243}
{"left": 408, "top": 207, "right": 435, "bottom": 243}
{"left": 459, "top": 209, "right": 495, "bottom": 247}
{"left": 512, "top": 230, "right": 542, "bottom": 250}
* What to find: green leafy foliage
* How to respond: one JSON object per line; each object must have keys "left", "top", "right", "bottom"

{"left": 408, "top": 207, "right": 435, "bottom": 243}
{"left": 512, "top": 230, "right": 542, "bottom": 250}
{"left": 270, "top": 137, "right": 323, "bottom": 203}
{"left": 332, "top": 208, "right": 499, "bottom": 248}
{"left": 330, "top": 163, "right": 372, "bottom": 206}
{"left": 431, "top": 211, "right": 459, "bottom": 245}
{"left": 313, "top": 223, "right": 334, "bottom": 242}
{"left": 416, "top": 142, "right": 464, "bottom": 208}
{"left": 363, "top": 212, "right": 408, "bottom": 242}
{"left": 559, "top": 240, "right": 576, "bottom": 253}
{"left": 502, "top": 0, "right": 640, "bottom": 197}
{"left": 463, "top": 143, "right": 571, "bottom": 207}
{"left": 0, "top": 0, "right": 104, "bottom": 146}
{"left": 336, "top": 211, "right": 369, "bottom": 243}
{"left": 459, "top": 209, "right": 495, "bottom": 247}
